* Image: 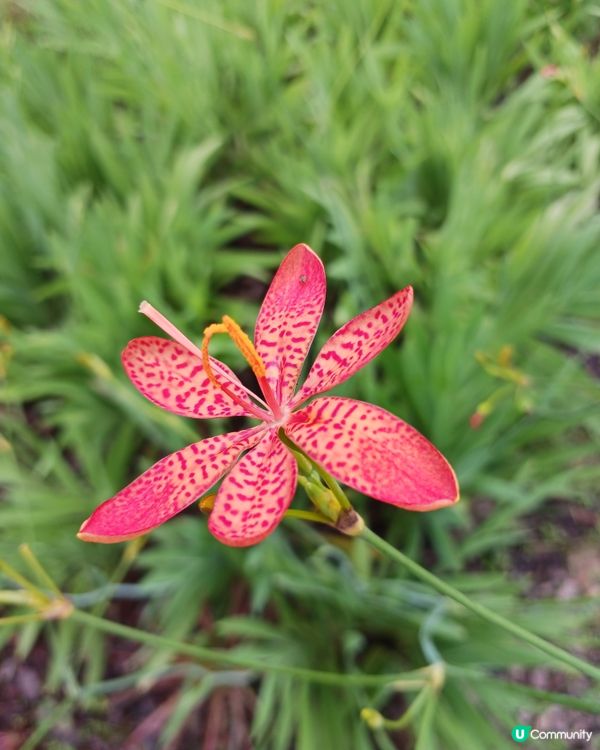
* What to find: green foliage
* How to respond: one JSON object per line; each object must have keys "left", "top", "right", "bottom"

{"left": 0, "top": 0, "right": 598, "bottom": 747}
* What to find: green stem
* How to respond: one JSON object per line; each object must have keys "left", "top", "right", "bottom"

{"left": 361, "top": 527, "right": 600, "bottom": 682}
{"left": 284, "top": 508, "right": 332, "bottom": 524}
{"left": 414, "top": 688, "right": 438, "bottom": 750}
{"left": 446, "top": 666, "right": 599, "bottom": 713}
{"left": 19, "top": 544, "right": 62, "bottom": 596}
{"left": 69, "top": 609, "right": 423, "bottom": 689}
{"left": 0, "top": 613, "right": 42, "bottom": 626}
{"left": 310, "top": 462, "right": 352, "bottom": 510}
{"left": 380, "top": 685, "right": 432, "bottom": 730}
{"left": 280, "top": 433, "right": 352, "bottom": 510}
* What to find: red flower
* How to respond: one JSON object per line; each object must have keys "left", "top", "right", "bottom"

{"left": 78, "top": 245, "right": 458, "bottom": 547}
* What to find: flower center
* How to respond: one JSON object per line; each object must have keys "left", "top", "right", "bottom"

{"left": 201, "top": 316, "right": 284, "bottom": 421}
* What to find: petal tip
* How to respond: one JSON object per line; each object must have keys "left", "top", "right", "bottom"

{"left": 286, "top": 242, "right": 325, "bottom": 270}
{"left": 413, "top": 493, "right": 460, "bottom": 512}
{"left": 77, "top": 520, "right": 115, "bottom": 543}
{"left": 77, "top": 516, "right": 151, "bottom": 544}
{"left": 415, "top": 460, "right": 460, "bottom": 511}
{"left": 397, "top": 284, "right": 414, "bottom": 311}
{"left": 414, "top": 472, "right": 460, "bottom": 511}
{"left": 289, "top": 241, "right": 316, "bottom": 254}
{"left": 76, "top": 530, "right": 105, "bottom": 543}
{"left": 76, "top": 526, "right": 147, "bottom": 544}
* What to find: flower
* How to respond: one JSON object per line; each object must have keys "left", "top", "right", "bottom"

{"left": 78, "top": 244, "right": 458, "bottom": 547}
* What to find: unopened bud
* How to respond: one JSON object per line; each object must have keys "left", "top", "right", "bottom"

{"left": 41, "top": 596, "right": 74, "bottom": 621}
{"left": 360, "top": 707, "right": 384, "bottom": 729}
{"left": 540, "top": 64, "right": 559, "bottom": 79}
{"left": 298, "top": 476, "right": 341, "bottom": 521}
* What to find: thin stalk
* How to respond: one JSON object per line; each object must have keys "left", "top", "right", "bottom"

{"left": 414, "top": 688, "right": 438, "bottom": 750}
{"left": 384, "top": 685, "right": 432, "bottom": 730}
{"left": 0, "top": 613, "right": 42, "bottom": 626}
{"left": 69, "top": 609, "right": 425, "bottom": 689}
{"left": 311, "top": 462, "right": 353, "bottom": 510}
{"left": 0, "top": 591, "right": 34, "bottom": 605}
{"left": 0, "top": 560, "right": 45, "bottom": 603}
{"left": 280, "top": 434, "right": 351, "bottom": 510}
{"left": 445, "top": 665, "right": 599, "bottom": 713}
{"left": 362, "top": 685, "right": 432, "bottom": 731}
{"left": 91, "top": 538, "right": 144, "bottom": 618}
{"left": 19, "top": 544, "right": 62, "bottom": 596}
{"left": 361, "top": 527, "right": 600, "bottom": 683}
{"left": 284, "top": 509, "right": 332, "bottom": 524}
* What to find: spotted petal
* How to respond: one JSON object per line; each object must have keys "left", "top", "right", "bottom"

{"left": 292, "top": 287, "right": 413, "bottom": 407}
{"left": 285, "top": 397, "right": 458, "bottom": 510}
{"left": 122, "top": 337, "right": 250, "bottom": 418}
{"left": 254, "top": 244, "right": 326, "bottom": 404}
{"left": 208, "top": 430, "right": 297, "bottom": 547}
{"left": 78, "top": 427, "right": 263, "bottom": 543}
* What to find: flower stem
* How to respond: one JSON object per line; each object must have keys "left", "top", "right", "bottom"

{"left": 309, "top": 462, "right": 352, "bottom": 510}
{"left": 280, "top": 433, "right": 352, "bottom": 510}
{"left": 68, "top": 609, "right": 424, "bottom": 689}
{"left": 284, "top": 508, "right": 332, "bottom": 524}
{"left": 361, "top": 683, "right": 433, "bottom": 731}
{"left": 19, "top": 544, "right": 62, "bottom": 596}
{"left": 360, "top": 527, "right": 600, "bottom": 682}
{"left": 385, "top": 684, "right": 432, "bottom": 729}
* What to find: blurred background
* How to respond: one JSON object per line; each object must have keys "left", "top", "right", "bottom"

{"left": 0, "top": 1, "right": 599, "bottom": 748}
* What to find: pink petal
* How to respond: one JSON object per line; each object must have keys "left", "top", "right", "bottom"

{"left": 254, "top": 244, "right": 326, "bottom": 405}
{"left": 78, "top": 427, "right": 264, "bottom": 542}
{"left": 285, "top": 397, "right": 458, "bottom": 510}
{"left": 122, "top": 337, "right": 251, "bottom": 418}
{"left": 208, "top": 430, "right": 297, "bottom": 547}
{"left": 292, "top": 287, "right": 413, "bottom": 407}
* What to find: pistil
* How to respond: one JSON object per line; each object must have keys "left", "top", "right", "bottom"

{"left": 139, "top": 301, "right": 270, "bottom": 420}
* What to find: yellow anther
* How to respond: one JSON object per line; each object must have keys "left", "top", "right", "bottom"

{"left": 201, "top": 315, "right": 266, "bottom": 391}
{"left": 221, "top": 316, "right": 266, "bottom": 378}
{"left": 199, "top": 494, "right": 216, "bottom": 514}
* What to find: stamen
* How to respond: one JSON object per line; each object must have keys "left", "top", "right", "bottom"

{"left": 222, "top": 316, "right": 266, "bottom": 379}
{"left": 198, "top": 322, "right": 270, "bottom": 419}
{"left": 201, "top": 315, "right": 284, "bottom": 420}
{"left": 139, "top": 301, "right": 270, "bottom": 418}
{"left": 201, "top": 322, "right": 229, "bottom": 391}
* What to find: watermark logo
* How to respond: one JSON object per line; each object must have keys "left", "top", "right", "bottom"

{"left": 512, "top": 726, "right": 531, "bottom": 743}
{"left": 511, "top": 725, "right": 593, "bottom": 743}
